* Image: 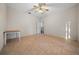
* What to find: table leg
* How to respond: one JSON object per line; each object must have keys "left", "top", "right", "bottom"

{"left": 18, "top": 32, "right": 21, "bottom": 41}
{"left": 4, "top": 32, "right": 6, "bottom": 45}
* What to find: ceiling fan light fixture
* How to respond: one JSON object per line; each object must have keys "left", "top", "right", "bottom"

{"left": 27, "top": 3, "right": 49, "bottom": 14}
{"left": 36, "top": 3, "right": 48, "bottom": 13}
{"left": 38, "top": 10, "right": 44, "bottom": 13}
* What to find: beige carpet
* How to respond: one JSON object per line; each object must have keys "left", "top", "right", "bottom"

{"left": 1, "top": 35, "right": 79, "bottom": 55}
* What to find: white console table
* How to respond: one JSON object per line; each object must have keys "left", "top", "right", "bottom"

{"left": 4, "top": 30, "right": 21, "bottom": 45}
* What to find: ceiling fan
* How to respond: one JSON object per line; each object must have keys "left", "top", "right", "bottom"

{"left": 27, "top": 3, "right": 49, "bottom": 14}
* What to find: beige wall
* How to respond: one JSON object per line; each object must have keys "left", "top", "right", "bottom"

{"left": 77, "top": 4, "right": 79, "bottom": 41}
{"left": 7, "top": 4, "right": 37, "bottom": 38}
{"left": 0, "top": 4, "right": 7, "bottom": 50}
{"left": 44, "top": 5, "right": 77, "bottom": 40}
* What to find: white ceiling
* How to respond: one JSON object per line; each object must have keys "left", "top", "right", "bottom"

{"left": 47, "top": 3, "right": 77, "bottom": 7}
{"left": 7, "top": 3, "right": 78, "bottom": 18}
{"left": 7, "top": 3, "right": 77, "bottom": 10}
